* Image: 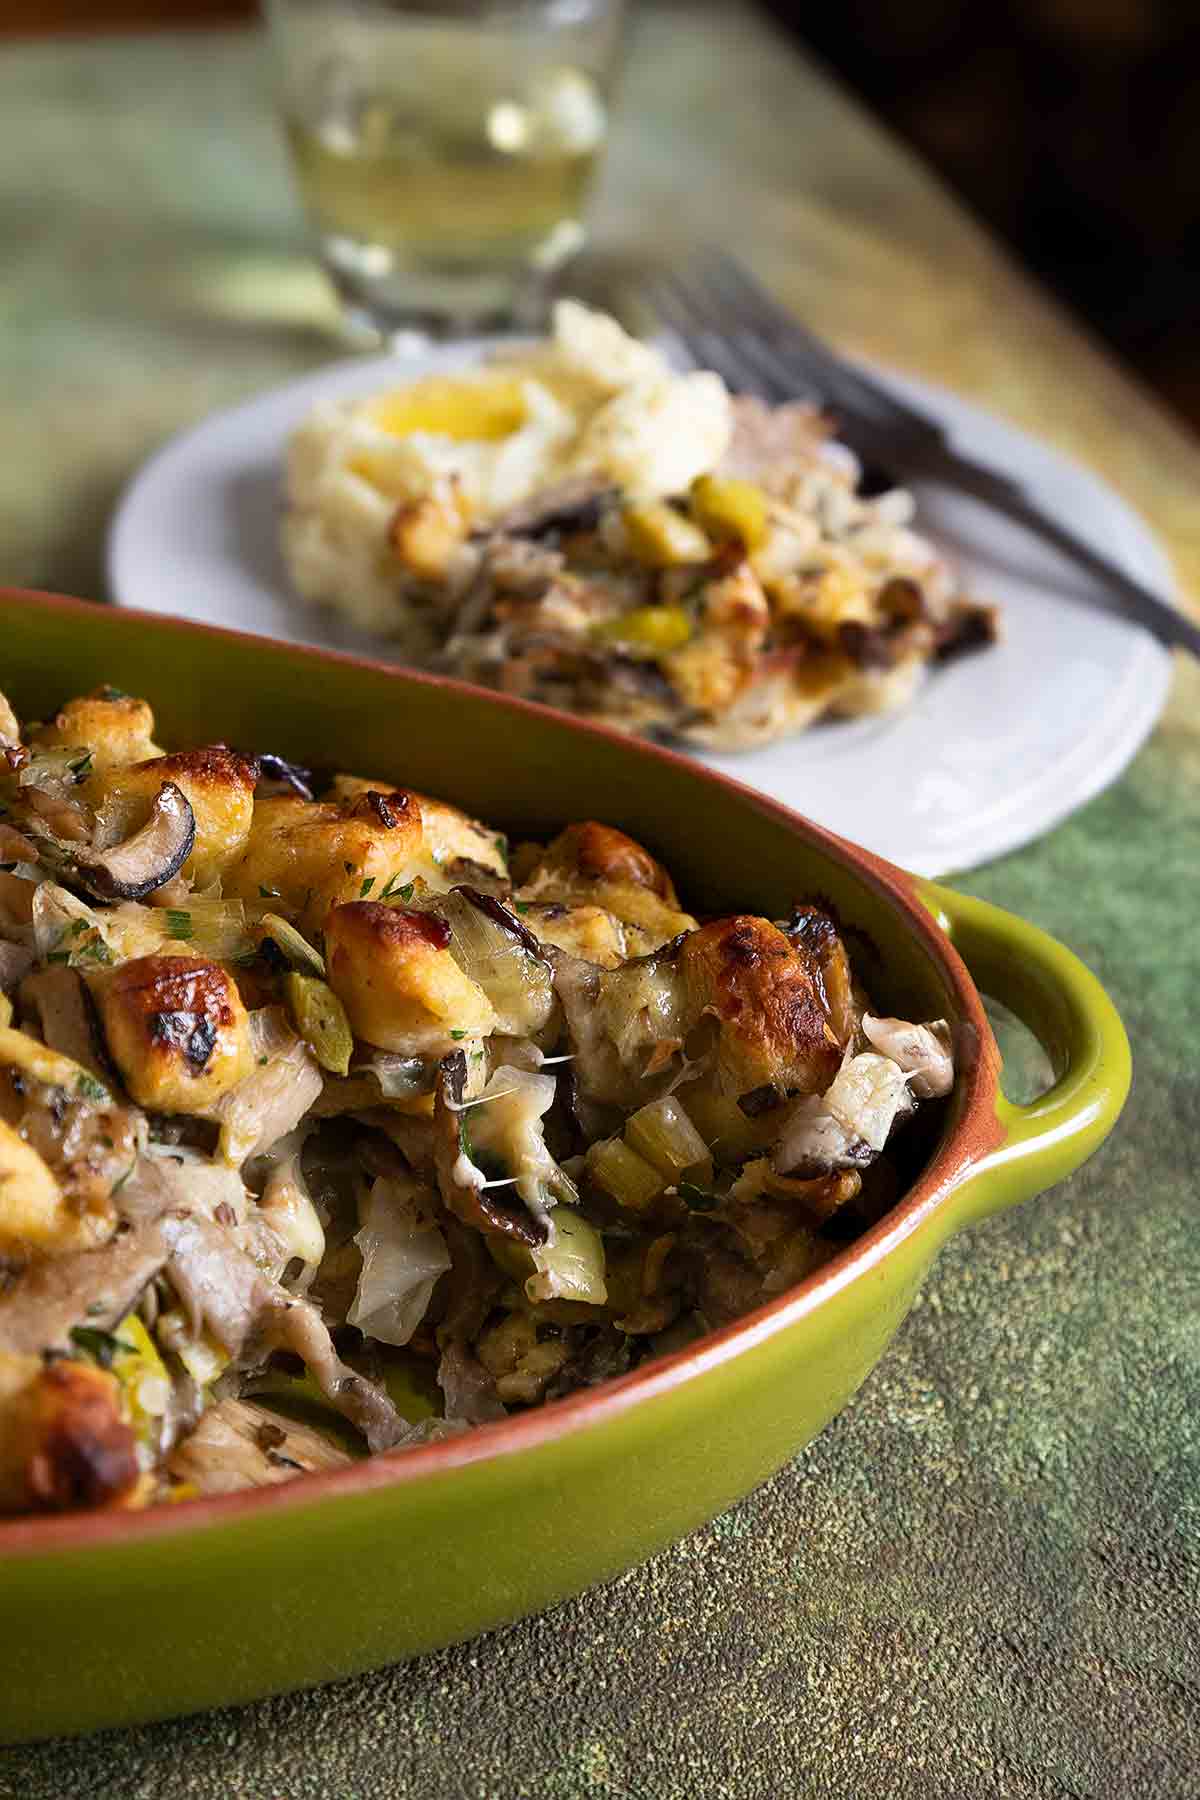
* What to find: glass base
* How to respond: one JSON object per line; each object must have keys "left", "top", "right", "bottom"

{"left": 320, "top": 231, "right": 578, "bottom": 341}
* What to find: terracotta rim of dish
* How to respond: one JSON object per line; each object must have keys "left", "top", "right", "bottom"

{"left": 0, "top": 590, "right": 1004, "bottom": 1559}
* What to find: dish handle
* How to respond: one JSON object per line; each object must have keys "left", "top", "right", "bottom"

{"left": 919, "top": 881, "right": 1131, "bottom": 1228}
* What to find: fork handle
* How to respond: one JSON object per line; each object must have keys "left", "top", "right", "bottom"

{"left": 903, "top": 443, "right": 1200, "bottom": 659}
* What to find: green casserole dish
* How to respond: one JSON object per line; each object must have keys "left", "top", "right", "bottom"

{"left": 0, "top": 589, "right": 1130, "bottom": 1742}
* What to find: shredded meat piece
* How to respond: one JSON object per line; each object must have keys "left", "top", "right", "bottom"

{"left": 0, "top": 1216, "right": 170, "bottom": 1355}
{"left": 160, "top": 1211, "right": 409, "bottom": 1452}
{"left": 165, "top": 1398, "right": 353, "bottom": 1495}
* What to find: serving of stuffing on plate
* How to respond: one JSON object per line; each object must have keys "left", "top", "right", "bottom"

{"left": 283, "top": 302, "right": 996, "bottom": 749}
{"left": 0, "top": 683, "right": 954, "bottom": 1513}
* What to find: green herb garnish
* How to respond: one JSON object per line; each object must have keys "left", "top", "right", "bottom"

{"left": 678, "top": 1181, "right": 722, "bottom": 1212}
{"left": 359, "top": 877, "right": 375, "bottom": 898}
{"left": 166, "top": 909, "right": 193, "bottom": 941}
{"left": 69, "top": 1326, "right": 132, "bottom": 1370}
{"left": 258, "top": 885, "right": 281, "bottom": 899}
{"left": 74, "top": 938, "right": 113, "bottom": 966}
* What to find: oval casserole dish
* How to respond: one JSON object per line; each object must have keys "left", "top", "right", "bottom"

{"left": 0, "top": 589, "right": 1130, "bottom": 1742}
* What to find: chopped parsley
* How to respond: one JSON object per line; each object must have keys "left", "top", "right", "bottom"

{"left": 678, "top": 1181, "right": 721, "bottom": 1212}
{"left": 69, "top": 1326, "right": 132, "bottom": 1370}
{"left": 74, "top": 937, "right": 113, "bottom": 966}
{"left": 514, "top": 901, "right": 531, "bottom": 914}
{"left": 450, "top": 1029, "right": 468, "bottom": 1041}
{"left": 75, "top": 1073, "right": 109, "bottom": 1103}
{"left": 258, "top": 885, "right": 281, "bottom": 899}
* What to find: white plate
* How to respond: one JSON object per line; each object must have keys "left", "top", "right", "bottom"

{"left": 108, "top": 342, "right": 1173, "bottom": 877}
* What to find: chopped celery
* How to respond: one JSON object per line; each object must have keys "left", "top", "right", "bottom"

{"left": 260, "top": 912, "right": 326, "bottom": 977}
{"left": 690, "top": 474, "right": 768, "bottom": 549}
{"left": 624, "top": 1096, "right": 713, "bottom": 1185}
{"left": 283, "top": 973, "right": 354, "bottom": 1077}
{"left": 111, "top": 1313, "right": 172, "bottom": 1460}
{"left": 586, "top": 1136, "right": 665, "bottom": 1213}
{"left": 590, "top": 605, "right": 693, "bottom": 655}
{"left": 622, "top": 501, "right": 711, "bottom": 568}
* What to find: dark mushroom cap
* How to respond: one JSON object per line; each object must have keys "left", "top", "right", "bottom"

{"left": 72, "top": 781, "right": 195, "bottom": 901}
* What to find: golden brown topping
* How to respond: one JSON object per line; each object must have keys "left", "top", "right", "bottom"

{"left": 0, "top": 1353, "right": 140, "bottom": 1514}
{"left": 531, "top": 822, "right": 677, "bottom": 900}
{"left": 89, "top": 747, "right": 258, "bottom": 889}
{"left": 30, "top": 691, "right": 160, "bottom": 773}
{"left": 93, "top": 954, "right": 252, "bottom": 1113}
{"left": 225, "top": 793, "right": 425, "bottom": 932}
{"left": 678, "top": 916, "right": 844, "bottom": 1099}
{"left": 324, "top": 902, "right": 494, "bottom": 1056}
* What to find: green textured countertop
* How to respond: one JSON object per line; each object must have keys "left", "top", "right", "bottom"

{"left": 1, "top": 7, "right": 1198, "bottom": 1795}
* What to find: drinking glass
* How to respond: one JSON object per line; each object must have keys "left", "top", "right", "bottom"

{"left": 262, "top": 0, "right": 625, "bottom": 337}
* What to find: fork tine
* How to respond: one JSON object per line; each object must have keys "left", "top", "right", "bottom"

{"left": 698, "top": 252, "right": 939, "bottom": 444}
{"left": 651, "top": 261, "right": 912, "bottom": 454}
{"left": 694, "top": 253, "right": 910, "bottom": 428}
{"left": 642, "top": 268, "right": 794, "bottom": 404}
{"left": 655, "top": 253, "right": 891, "bottom": 428}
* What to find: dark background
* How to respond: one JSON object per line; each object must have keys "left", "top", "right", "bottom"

{"left": 762, "top": 0, "right": 1200, "bottom": 429}
{"left": 5, "top": 0, "right": 1199, "bottom": 430}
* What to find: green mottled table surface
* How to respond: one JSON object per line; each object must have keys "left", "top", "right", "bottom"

{"left": 1, "top": 6, "right": 1198, "bottom": 1795}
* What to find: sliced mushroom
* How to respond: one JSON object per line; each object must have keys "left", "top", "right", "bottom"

{"left": 17, "top": 965, "right": 111, "bottom": 1082}
{"left": 253, "top": 752, "right": 314, "bottom": 801}
{"left": 71, "top": 782, "right": 196, "bottom": 902}
{"left": 0, "top": 1214, "right": 171, "bottom": 1356}
{"left": 433, "top": 1049, "right": 548, "bottom": 1249}
{"left": 0, "top": 943, "right": 35, "bottom": 994}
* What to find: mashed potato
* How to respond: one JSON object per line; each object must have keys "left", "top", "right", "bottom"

{"left": 282, "top": 302, "right": 732, "bottom": 646}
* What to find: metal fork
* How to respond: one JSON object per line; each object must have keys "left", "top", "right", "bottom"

{"left": 642, "top": 253, "right": 1200, "bottom": 660}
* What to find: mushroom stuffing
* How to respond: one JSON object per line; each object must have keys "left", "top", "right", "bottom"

{"left": 0, "top": 684, "right": 954, "bottom": 1514}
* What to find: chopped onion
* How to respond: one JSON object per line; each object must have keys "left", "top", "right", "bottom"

{"left": 350, "top": 1050, "right": 436, "bottom": 1100}
{"left": 861, "top": 1014, "right": 954, "bottom": 1099}
{"left": 772, "top": 1052, "right": 914, "bottom": 1175}
{"left": 413, "top": 888, "right": 555, "bottom": 1037}
{"left": 348, "top": 1175, "right": 450, "bottom": 1347}
{"left": 213, "top": 1008, "right": 323, "bottom": 1165}
{"left": 463, "top": 1065, "right": 577, "bottom": 1224}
